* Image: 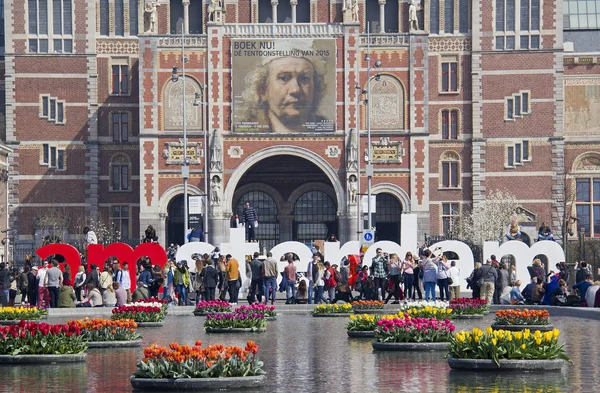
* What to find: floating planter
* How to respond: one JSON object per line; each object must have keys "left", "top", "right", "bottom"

{"left": 204, "top": 312, "right": 267, "bottom": 332}
{"left": 450, "top": 298, "right": 489, "bottom": 318}
{"left": 311, "top": 303, "right": 352, "bottom": 317}
{"left": 132, "top": 298, "right": 169, "bottom": 313}
{"left": 491, "top": 309, "right": 554, "bottom": 331}
{"left": 371, "top": 316, "right": 454, "bottom": 351}
{"left": 345, "top": 314, "right": 382, "bottom": 338}
{"left": 447, "top": 327, "right": 572, "bottom": 371}
{"left": 68, "top": 318, "right": 142, "bottom": 348}
{"left": 399, "top": 302, "right": 454, "bottom": 320}
{"left": 130, "top": 340, "right": 266, "bottom": 390}
{"left": 112, "top": 305, "right": 166, "bottom": 323}
{"left": 193, "top": 300, "right": 232, "bottom": 316}
{"left": 235, "top": 304, "right": 277, "bottom": 320}
{"left": 0, "top": 321, "right": 87, "bottom": 364}
{"left": 352, "top": 300, "right": 385, "bottom": 313}
{"left": 0, "top": 306, "right": 48, "bottom": 324}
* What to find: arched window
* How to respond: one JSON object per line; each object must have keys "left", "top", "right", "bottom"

{"left": 110, "top": 154, "right": 131, "bottom": 191}
{"left": 375, "top": 193, "right": 402, "bottom": 243}
{"left": 293, "top": 191, "right": 337, "bottom": 245}
{"left": 440, "top": 151, "right": 460, "bottom": 188}
{"left": 572, "top": 153, "right": 600, "bottom": 236}
{"left": 235, "top": 191, "right": 280, "bottom": 250}
{"left": 258, "top": 0, "right": 273, "bottom": 23}
{"left": 370, "top": 75, "right": 405, "bottom": 130}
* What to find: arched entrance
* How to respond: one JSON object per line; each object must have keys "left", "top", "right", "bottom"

{"left": 167, "top": 195, "right": 184, "bottom": 246}
{"left": 375, "top": 193, "right": 403, "bottom": 243}
{"left": 231, "top": 154, "right": 339, "bottom": 247}
{"left": 293, "top": 190, "right": 337, "bottom": 246}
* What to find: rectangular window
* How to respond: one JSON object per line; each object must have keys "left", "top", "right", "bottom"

{"left": 57, "top": 150, "right": 65, "bottom": 170}
{"left": 459, "top": 0, "right": 469, "bottom": 33}
{"left": 53, "top": 0, "right": 62, "bottom": 35}
{"left": 496, "top": 0, "right": 505, "bottom": 31}
{"left": 594, "top": 205, "right": 600, "bottom": 235}
{"left": 112, "top": 112, "right": 129, "bottom": 142}
{"left": 100, "top": 0, "right": 109, "bottom": 35}
{"left": 442, "top": 111, "right": 449, "bottom": 139}
{"left": 531, "top": 0, "right": 540, "bottom": 30}
{"left": 50, "top": 146, "right": 57, "bottom": 167}
{"left": 29, "top": 0, "right": 38, "bottom": 34}
{"left": 577, "top": 178, "right": 591, "bottom": 202}
{"left": 507, "top": 0, "right": 515, "bottom": 30}
{"left": 515, "top": 143, "right": 522, "bottom": 163}
{"left": 530, "top": 35, "right": 540, "bottom": 48}
{"left": 442, "top": 202, "right": 460, "bottom": 237}
{"left": 49, "top": 98, "right": 56, "bottom": 120}
{"left": 431, "top": 0, "right": 440, "bottom": 34}
{"left": 496, "top": 36, "right": 505, "bottom": 49}
{"left": 520, "top": 35, "right": 529, "bottom": 49}
{"left": 507, "top": 98, "right": 514, "bottom": 119}
{"left": 42, "top": 96, "right": 49, "bottom": 117}
{"left": 444, "top": 0, "right": 455, "bottom": 33}
{"left": 115, "top": 0, "right": 124, "bottom": 36}
{"left": 594, "top": 178, "right": 600, "bottom": 201}
{"left": 112, "top": 64, "right": 129, "bottom": 95}
{"left": 129, "top": 0, "right": 138, "bottom": 35}
{"left": 112, "top": 165, "right": 120, "bottom": 190}
{"left": 450, "top": 111, "right": 458, "bottom": 139}
{"left": 121, "top": 113, "right": 129, "bottom": 142}
{"left": 121, "top": 166, "right": 129, "bottom": 190}
{"left": 441, "top": 59, "right": 458, "bottom": 92}
{"left": 442, "top": 162, "right": 449, "bottom": 186}
{"left": 520, "top": 0, "right": 530, "bottom": 30}
{"left": 442, "top": 162, "right": 459, "bottom": 188}
{"left": 515, "top": 95, "right": 521, "bottom": 116}
{"left": 43, "top": 143, "right": 49, "bottom": 164}
{"left": 63, "top": 0, "right": 72, "bottom": 35}
{"left": 57, "top": 102, "right": 64, "bottom": 123}
{"left": 29, "top": 0, "right": 72, "bottom": 53}
{"left": 112, "top": 113, "right": 120, "bottom": 142}
{"left": 507, "top": 146, "right": 514, "bottom": 166}
{"left": 506, "top": 35, "right": 515, "bottom": 49}
{"left": 111, "top": 206, "right": 130, "bottom": 239}
{"left": 522, "top": 140, "right": 529, "bottom": 160}
{"left": 577, "top": 205, "right": 591, "bottom": 235}
{"left": 451, "top": 162, "right": 459, "bottom": 187}
{"left": 522, "top": 92, "right": 529, "bottom": 112}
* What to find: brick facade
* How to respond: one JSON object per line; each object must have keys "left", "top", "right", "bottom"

{"left": 2, "top": 0, "right": 599, "bottom": 253}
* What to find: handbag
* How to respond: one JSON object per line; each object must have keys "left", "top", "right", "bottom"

{"left": 254, "top": 221, "right": 259, "bottom": 228}
{"left": 447, "top": 277, "right": 453, "bottom": 285}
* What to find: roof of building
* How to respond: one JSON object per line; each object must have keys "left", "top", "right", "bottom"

{"left": 564, "top": 30, "right": 600, "bottom": 53}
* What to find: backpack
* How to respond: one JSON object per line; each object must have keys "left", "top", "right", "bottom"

{"left": 334, "top": 269, "right": 342, "bottom": 284}
{"left": 325, "top": 268, "right": 337, "bottom": 288}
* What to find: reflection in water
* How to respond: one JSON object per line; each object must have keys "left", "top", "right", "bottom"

{"left": 0, "top": 315, "right": 599, "bottom": 392}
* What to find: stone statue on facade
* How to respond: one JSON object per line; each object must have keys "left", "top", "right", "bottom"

{"left": 211, "top": 176, "right": 222, "bottom": 205}
{"left": 208, "top": 0, "right": 224, "bottom": 23}
{"left": 210, "top": 128, "right": 223, "bottom": 172}
{"left": 342, "top": 0, "right": 359, "bottom": 24}
{"left": 348, "top": 175, "right": 358, "bottom": 205}
{"left": 409, "top": 0, "right": 422, "bottom": 31}
{"left": 144, "top": 0, "right": 159, "bottom": 34}
{"left": 346, "top": 130, "right": 358, "bottom": 171}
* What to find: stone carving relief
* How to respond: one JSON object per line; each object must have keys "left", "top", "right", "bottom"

{"left": 210, "top": 129, "right": 223, "bottom": 171}
{"left": 144, "top": 1, "right": 159, "bottom": 34}
{"left": 370, "top": 75, "right": 405, "bottom": 130}
{"left": 346, "top": 131, "right": 358, "bottom": 170}
{"left": 208, "top": 0, "right": 225, "bottom": 23}
{"left": 228, "top": 146, "right": 244, "bottom": 159}
{"left": 573, "top": 153, "right": 600, "bottom": 171}
{"left": 326, "top": 146, "right": 340, "bottom": 158}
{"left": 409, "top": 0, "right": 423, "bottom": 31}
{"left": 164, "top": 77, "right": 203, "bottom": 130}
{"left": 347, "top": 174, "right": 358, "bottom": 205}
{"left": 342, "top": 0, "right": 359, "bottom": 23}
{"left": 211, "top": 175, "right": 222, "bottom": 205}
{"left": 515, "top": 206, "right": 537, "bottom": 223}
{"left": 369, "top": 137, "right": 405, "bottom": 164}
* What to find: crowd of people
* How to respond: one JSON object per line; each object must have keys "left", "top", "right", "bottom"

{"left": 466, "top": 257, "right": 600, "bottom": 307}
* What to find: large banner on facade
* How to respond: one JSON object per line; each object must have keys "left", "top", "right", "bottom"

{"left": 232, "top": 39, "right": 336, "bottom": 133}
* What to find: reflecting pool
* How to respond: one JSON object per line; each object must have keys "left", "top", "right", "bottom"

{"left": 0, "top": 314, "right": 599, "bottom": 392}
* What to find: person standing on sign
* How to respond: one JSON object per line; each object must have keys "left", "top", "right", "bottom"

{"left": 242, "top": 202, "right": 258, "bottom": 242}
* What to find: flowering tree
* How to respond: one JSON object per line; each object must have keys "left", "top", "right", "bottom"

{"left": 462, "top": 189, "right": 518, "bottom": 245}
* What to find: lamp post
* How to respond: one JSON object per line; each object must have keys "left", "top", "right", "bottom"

{"left": 364, "top": 24, "right": 382, "bottom": 232}
{"left": 193, "top": 89, "right": 208, "bottom": 241}
{"left": 354, "top": 83, "right": 362, "bottom": 243}
{"left": 172, "top": 28, "right": 189, "bottom": 244}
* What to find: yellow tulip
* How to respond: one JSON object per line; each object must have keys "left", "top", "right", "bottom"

{"left": 552, "top": 328, "right": 560, "bottom": 339}
{"left": 486, "top": 327, "right": 493, "bottom": 335}
{"left": 535, "top": 338, "right": 542, "bottom": 345}
{"left": 521, "top": 344, "right": 526, "bottom": 350}
{"left": 514, "top": 331, "right": 523, "bottom": 340}
{"left": 491, "top": 338, "right": 497, "bottom": 346}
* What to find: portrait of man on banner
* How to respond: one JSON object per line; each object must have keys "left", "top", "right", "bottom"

{"left": 232, "top": 39, "right": 336, "bottom": 133}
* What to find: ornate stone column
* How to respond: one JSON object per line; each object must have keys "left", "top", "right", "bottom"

{"left": 271, "top": 0, "right": 278, "bottom": 23}
{"left": 378, "top": 0, "right": 386, "bottom": 33}
{"left": 183, "top": 0, "right": 190, "bottom": 34}
{"left": 291, "top": 0, "right": 298, "bottom": 23}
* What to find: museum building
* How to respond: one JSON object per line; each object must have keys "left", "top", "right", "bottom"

{"left": 1, "top": 0, "right": 600, "bottom": 253}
